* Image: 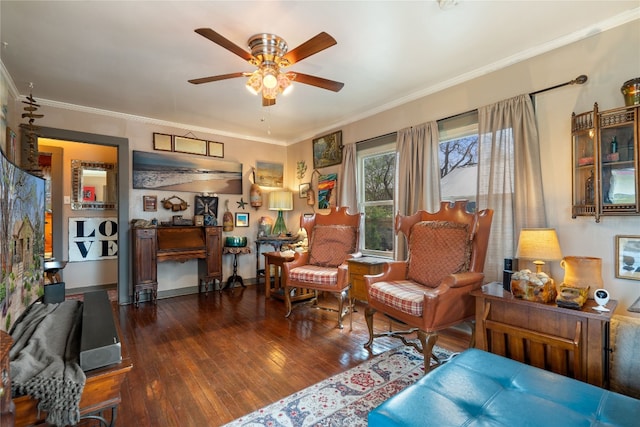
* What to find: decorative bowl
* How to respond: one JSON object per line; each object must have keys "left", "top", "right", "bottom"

{"left": 225, "top": 236, "right": 247, "bottom": 247}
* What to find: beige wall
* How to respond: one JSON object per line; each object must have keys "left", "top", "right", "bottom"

{"left": 288, "top": 20, "right": 640, "bottom": 315}
{"left": 4, "top": 20, "right": 639, "bottom": 313}
{"left": 8, "top": 105, "right": 290, "bottom": 294}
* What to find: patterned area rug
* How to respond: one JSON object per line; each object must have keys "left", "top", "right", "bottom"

{"left": 223, "top": 345, "right": 453, "bottom": 427}
{"left": 65, "top": 288, "right": 118, "bottom": 302}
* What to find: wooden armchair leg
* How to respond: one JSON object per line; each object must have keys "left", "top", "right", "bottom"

{"left": 284, "top": 286, "right": 293, "bottom": 318}
{"left": 364, "top": 306, "right": 376, "bottom": 347}
{"left": 336, "top": 291, "right": 344, "bottom": 329}
{"left": 417, "top": 330, "right": 439, "bottom": 374}
{"left": 466, "top": 320, "right": 476, "bottom": 348}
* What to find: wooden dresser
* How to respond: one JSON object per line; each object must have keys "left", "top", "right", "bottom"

{"left": 132, "top": 225, "right": 223, "bottom": 305}
{"left": 472, "top": 284, "right": 616, "bottom": 388}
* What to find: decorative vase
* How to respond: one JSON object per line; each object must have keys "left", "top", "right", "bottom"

{"left": 621, "top": 77, "right": 640, "bottom": 106}
{"left": 250, "top": 183, "right": 262, "bottom": 208}
{"left": 272, "top": 211, "right": 287, "bottom": 236}
{"left": 258, "top": 216, "right": 273, "bottom": 237}
{"left": 222, "top": 200, "right": 234, "bottom": 232}
{"left": 560, "top": 256, "right": 603, "bottom": 299}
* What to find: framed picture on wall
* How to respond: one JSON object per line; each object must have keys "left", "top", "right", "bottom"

{"left": 255, "top": 161, "right": 284, "bottom": 187}
{"left": 235, "top": 212, "right": 249, "bottom": 227}
{"left": 313, "top": 130, "right": 343, "bottom": 168}
{"left": 6, "top": 127, "right": 17, "bottom": 163}
{"left": 299, "top": 182, "right": 310, "bottom": 198}
{"left": 615, "top": 235, "right": 640, "bottom": 281}
{"left": 153, "top": 133, "right": 172, "bottom": 151}
{"left": 143, "top": 195, "right": 157, "bottom": 212}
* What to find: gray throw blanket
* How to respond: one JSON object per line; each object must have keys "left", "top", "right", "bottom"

{"left": 10, "top": 300, "right": 86, "bottom": 426}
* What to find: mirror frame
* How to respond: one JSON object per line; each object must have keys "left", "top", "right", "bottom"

{"left": 71, "top": 159, "right": 118, "bottom": 210}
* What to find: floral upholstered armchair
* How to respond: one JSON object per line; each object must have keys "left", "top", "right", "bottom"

{"left": 282, "top": 206, "right": 362, "bottom": 329}
{"left": 364, "top": 200, "right": 493, "bottom": 373}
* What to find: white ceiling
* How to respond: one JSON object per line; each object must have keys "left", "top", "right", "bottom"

{"left": 1, "top": 1, "right": 638, "bottom": 145}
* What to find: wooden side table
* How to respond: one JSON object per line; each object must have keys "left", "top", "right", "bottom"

{"left": 222, "top": 246, "right": 251, "bottom": 290}
{"left": 347, "top": 257, "right": 387, "bottom": 302}
{"left": 264, "top": 252, "right": 314, "bottom": 301}
{"left": 255, "top": 235, "right": 301, "bottom": 285}
{"left": 472, "top": 283, "right": 616, "bottom": 388}
{"left": 264, "top": 251, "right": 294, "bottom": 298}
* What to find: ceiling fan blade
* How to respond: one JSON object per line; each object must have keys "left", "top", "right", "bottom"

{"left": 263, "top": 97, "right": 276, "bottom": 107}
{"left": 293, "top": 72, "right": 344, "bottom": 92}
{"left": 195, "top": 28, "right": 253, "bottom": 62}
{"left": 188, "top": 72, "right": 245, "bottom": 85}
{"left": 282, "top": 32, "right": 337, "bottom": 65}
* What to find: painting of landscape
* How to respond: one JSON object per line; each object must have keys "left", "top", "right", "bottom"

{"left": 133, "top": 150, "right": 242, "bottom": 194}
{"left": 0, "top": 149, "right": 45, "bottom": 331}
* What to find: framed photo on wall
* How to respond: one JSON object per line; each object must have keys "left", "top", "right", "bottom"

{"left": 235, "top": 212, "right": 249, "bottom": 227}
{"left": 153, "top": 133, "right": 172, "bottom": 151}
{"left": 143, "top": 195, "right": 157, "bottom": 212}
{"left": 615, "top": 235, "right": 640, "bottom": 280}
{"left": 299, "top": 183, "right": 310, "bottom": 198}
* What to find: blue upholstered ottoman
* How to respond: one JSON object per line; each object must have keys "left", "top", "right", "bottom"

{"left": 368, "top": 348, "right": 640, "bottom": 426}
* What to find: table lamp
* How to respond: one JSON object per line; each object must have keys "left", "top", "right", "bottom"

{"left": 269, "top": 190, "right": 293, "bottom": 236}
{"left": 515, "top": 228, "right": 563, "bottom": 273}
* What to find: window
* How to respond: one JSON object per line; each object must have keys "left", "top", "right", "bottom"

{"left": 357, "top": 134, "right": 396, "bottom": 257}
{"left": 438, "top": 111, "right": 479, "bottom": 211}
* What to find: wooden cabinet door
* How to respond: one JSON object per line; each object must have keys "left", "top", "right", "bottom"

{"left": 132, "top": 228, "right": 157, "bottom": 286}
{"left": 203, "top": 226, "right": 223, "bottom": 280}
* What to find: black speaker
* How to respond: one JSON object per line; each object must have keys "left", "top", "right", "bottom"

{"left": 503, "top": 258, "right": 518, "bottom": 292}
{"left": 80, "top": 290, "right": 122, "bottom": 371}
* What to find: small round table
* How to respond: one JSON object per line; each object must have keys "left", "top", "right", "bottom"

{"left": 223, "top": 246, "right": 252, "bottom": 290}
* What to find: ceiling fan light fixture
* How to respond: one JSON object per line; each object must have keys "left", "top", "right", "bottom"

{"left": 262, "top": 68, "right": 278, "bottom": 89}
{"left": 191, "top": 29, "right": 342, "bottom": 107}
{"left": 262, "top": 83, "right": 278, "bottom": 100}
{"left": 279, "top": 73, "right": 293, "bottom": 95}
{"left": 246, "top": 71, "right": 262, "bottom": 95}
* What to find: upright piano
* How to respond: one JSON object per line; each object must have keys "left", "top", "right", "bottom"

{"left": 131, "top": 225, "right": 223, "bottom": 305}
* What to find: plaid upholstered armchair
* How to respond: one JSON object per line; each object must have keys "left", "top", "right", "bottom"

{"left": 364, "top": 201, "right": 493, "bottom": 373}
{"left": 282, "top": 207, "right": 362, "bottom": 329}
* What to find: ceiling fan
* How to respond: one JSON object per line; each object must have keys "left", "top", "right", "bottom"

{"left": 188, "top": 28, "right": 344, "bottom": 106}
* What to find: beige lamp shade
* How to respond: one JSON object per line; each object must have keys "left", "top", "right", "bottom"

{"left": 268, "top": 191, "right": 293, "bottom": 211}
{"left": 516, "top": 228, "right": 562, "bottom": 273}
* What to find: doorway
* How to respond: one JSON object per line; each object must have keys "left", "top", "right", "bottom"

{"left": 36, "top": 127, "right": 130, "bottom": 304}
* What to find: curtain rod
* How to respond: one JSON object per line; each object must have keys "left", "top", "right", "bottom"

{"left": 529, "top": 74, "right": 588, "bottom": 96}
{"left": 357, "top": 74, "right": 589, "bottom": 139}
{"left": 437, "top": 74, "right": 589, "bottom": 122}
{"left": 356, "top": 131, "right": 397, "bottom": 144}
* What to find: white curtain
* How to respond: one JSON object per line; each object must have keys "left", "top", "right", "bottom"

{"left": 395, "top": 121, "right": 440, "bottom": 259}
{"left": 477, "top": 94, "right": 547, "bottom": 282}
{"left": 339, "top": 143, "right": 358, "bottom": 213}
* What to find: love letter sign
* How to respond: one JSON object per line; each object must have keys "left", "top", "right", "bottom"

{"left": 68, "top": 217, "right": 118, "bottom": 262}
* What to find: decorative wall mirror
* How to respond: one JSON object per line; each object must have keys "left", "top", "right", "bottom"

{"left": 71, "top": 159, "right": 117, "bottom": 210}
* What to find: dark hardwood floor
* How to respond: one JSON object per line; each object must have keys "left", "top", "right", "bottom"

{"left": 111, "top": 284, "right": 471, "bottom": 426}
